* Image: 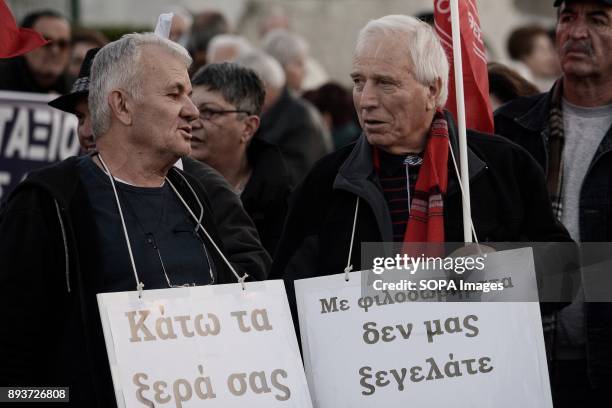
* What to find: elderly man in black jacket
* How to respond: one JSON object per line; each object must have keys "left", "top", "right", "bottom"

{"left": 270, "top": 15, "right": 571, "bottom": 342}
{"left": 0, "top": 33, "right": 261, "bottom": 407}
{"left": 494, "top": 1, "right": 612, "bottom": 405}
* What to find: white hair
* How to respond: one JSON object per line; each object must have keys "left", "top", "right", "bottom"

{"left": 89, "top": 32, "right": 192, "bottom": 137}
{"left": 355, "top": 15, "right": 449, "bottom": 107}
{"left": 235, "top": 51, "right": 286, "bottom": 90}
{"left": 262, "top": 29, "right": 309, "bottom": 67}
{"left": 206, "top": 34, "right": 253, "bottom": 63}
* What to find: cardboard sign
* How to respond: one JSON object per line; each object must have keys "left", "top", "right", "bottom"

{"left": 0, "top": 91, "right": 79, "bottom": 200}
{"left": 98, "top": 280, "right": 313, "bottom": 408}
{"left": 295, "top": 248, "right": 552, "bottom": 407}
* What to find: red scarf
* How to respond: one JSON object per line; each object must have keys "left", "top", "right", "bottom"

{"left": 373, "top": 109, "right": 449, "bottom": 243}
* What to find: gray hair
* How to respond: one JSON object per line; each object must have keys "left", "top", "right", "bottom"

{"left": 206, "top": 34, "right": 253, "bottom": 63}
{"left": 355, "top": 15, "right": 449, "bottom": 107}
{"left": 89, "top": 32, "right": 192, "bottom": 137}
{"left": 235, "top": 51, "right": 286, "bottom": 90}
{"left": 262, "top": 29, "right": 309, "bottom": 68}
{"left": 191, "top": 62, "right": 265, "bottom": 116}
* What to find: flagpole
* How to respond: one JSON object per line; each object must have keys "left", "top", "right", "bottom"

{"left": 449, "top": 0, "right": 473, "bottom": 243}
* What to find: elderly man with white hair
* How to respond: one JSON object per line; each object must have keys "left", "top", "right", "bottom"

{"left": 0, "top": 33, "right": 250, "bottom": 406}
{"left": 270, "top": 15, "right": 570, "bottom": 302}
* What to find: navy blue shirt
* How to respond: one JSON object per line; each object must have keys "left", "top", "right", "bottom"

{"left": 77, "top": 155, "right": 213, "bottom": 292}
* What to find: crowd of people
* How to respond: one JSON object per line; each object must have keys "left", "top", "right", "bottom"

{"left": 0, "top": 0, "right": 611, "bottom": 407}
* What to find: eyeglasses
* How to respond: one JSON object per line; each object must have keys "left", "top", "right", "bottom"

{"left": 43, "top": 37, "right": 70, "bottom": 51}
{"left": 146, "top": 231, "right": 214, "bottom": 287}
{"left": 198, "top": 107, "right": 251, "bottom": 121}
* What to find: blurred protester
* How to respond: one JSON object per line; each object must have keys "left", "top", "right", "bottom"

{"left": 0, "top": 10, "right": 72, "bottom": 93}
{"left": 507, "top": 24, "right": 561, "bottom": 91}
{"left": 0, "top": 34, "right": 265, "bottom": 405}
{"left": 48, "top": 47, "right": 270, "bottom": 282}
{"left": 270, "top": 15, "right": 570, "bottom": 328}
{"left": 236, "top": 51, "right": 331, "bottom": 183}
{"left": 191, "top": 62, "right": 292, "bottom": 255}
{"left": 68, "top": 28, "right": 108, "bottom": 78}
{"left": 302, "top": 82, "right": 361, "bottom": 149}
{"left": 262, "top": 29, "right": 309, "bottom": 93}
{"left": 187, "top": 10, "right": 229, "bottom": 73}
{"left": 168, "top": 6, "right": 193, "bottom": 45}
{"left": 488, "top": 62, "right": 540, "bottom": 110}
{"left": 495, "top": 1, "right": 612, "bottom": 405}
{"left": 206, "top": 33, "right": 253, "bottom": 63}
{"left": 258, "top": 7, "right": 328, "bottom": 92}
{"left": 259, "top": 5, "right": 291, "bottom": 38}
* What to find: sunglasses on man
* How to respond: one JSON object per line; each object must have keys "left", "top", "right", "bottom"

{"left": 43, "top": 37, "right": 70, "bottom": 51}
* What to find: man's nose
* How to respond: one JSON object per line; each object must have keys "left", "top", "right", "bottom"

{"left": 182, "top": 95, "right": 199, "bottom": 121}
{"left": 568, "top": 17, "right": 589, "bottom": 39}
{"left": 358, "top": 80, "right": 379, "bottom": 110}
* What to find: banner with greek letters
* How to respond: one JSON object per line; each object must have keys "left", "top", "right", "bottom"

{"left": 97, "top": 280, "right": 313, "bottom": 408}
{"left": 0, "top": 91, "right": 79, "bottom": 201}
{"left": 295, "top": 248, "right": 552, "bottom": 407}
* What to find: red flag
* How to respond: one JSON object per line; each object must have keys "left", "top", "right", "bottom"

{"left": 434, "top": 0, "right": 493, "bottom": 134}
{"left": 0, "top": 0, "right": 48, "bottom": 58}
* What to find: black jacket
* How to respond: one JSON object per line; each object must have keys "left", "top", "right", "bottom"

{"left": 257, "top": 87, "right": 330, "bottom": 184}
{"left": 0, "top": 157, "right": 244, "bottom": 406}
{"left": 494, "top": 92, "right": 612, "bottom": 242}
{"left": 242, "top": 138, "right": 292, "bottom": 256}
{"left": 182, "top": 156, "right": 271, "bottom": 279}
{"left": 270, "top": 114, "right": 571, "bottom": 329}
{"left": 495, "top": 92, "right": 612, "bottom": 389}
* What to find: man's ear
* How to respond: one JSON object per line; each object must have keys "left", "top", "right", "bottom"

{"left": 242, "top": 115, "right": 260, "bottom": 144}
{"left": 426, "top": 77, "right": 443, "bottom": 111}
{"left": 107, "top": 90, "right": 133, "bottom": 126}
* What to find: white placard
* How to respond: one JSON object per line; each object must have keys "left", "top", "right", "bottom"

{"left": 295, "top": 248, "right": 552, "bottom": 407}
{"left": 98, "top": 280, "right": 313, "bottom": 408}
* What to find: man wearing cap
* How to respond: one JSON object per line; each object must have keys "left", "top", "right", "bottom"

{"left": 48, "top": 47, "right": 271, "bottom": 285}
{"left": 494, "top": 0, "right": 612, "bottom": 404}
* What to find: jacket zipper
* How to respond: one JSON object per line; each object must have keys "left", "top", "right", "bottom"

{"left": 53, "top": 199, "right": 71, "bottom": 293}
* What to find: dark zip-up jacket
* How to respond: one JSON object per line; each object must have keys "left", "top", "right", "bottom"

{"left": 270, "top": 113, "right": 571, "bottom": 332}
{"left": 495, "top": 92, "right": 612, "bottom": 389}
{"left": 242, "top": 138, "right": 292, "bottom": 256}
{"left": 182, "top": 156, "right": 271, "bottom": 279}
{"left": 0, "top": 157, "right": 242, "bottom": 406}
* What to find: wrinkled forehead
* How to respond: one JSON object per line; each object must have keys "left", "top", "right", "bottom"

{"left": 139, "top": 46, "right": 190, "bottom": 81}
{"left": 559, "top": 0, "right": 612, "bottom": 14}
{"left": 352, "top": 33, "right": 413, "bottom": 70}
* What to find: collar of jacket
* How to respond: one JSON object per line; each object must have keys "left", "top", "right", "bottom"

{"left": 333, "top": 110, "right": 486, "bottom": 242}
{"left": 516, "top": 93, "right": 553, "bottom": 133}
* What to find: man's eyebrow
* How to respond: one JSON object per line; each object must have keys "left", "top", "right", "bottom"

{"left": 166, "top": 82, "right": 189, "bottom": 93}
{"left": 372, "top": 74, "right": 398, "bottom": 83}
{"left": 588, "top": 10, "right": 610, "bottom": 19}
